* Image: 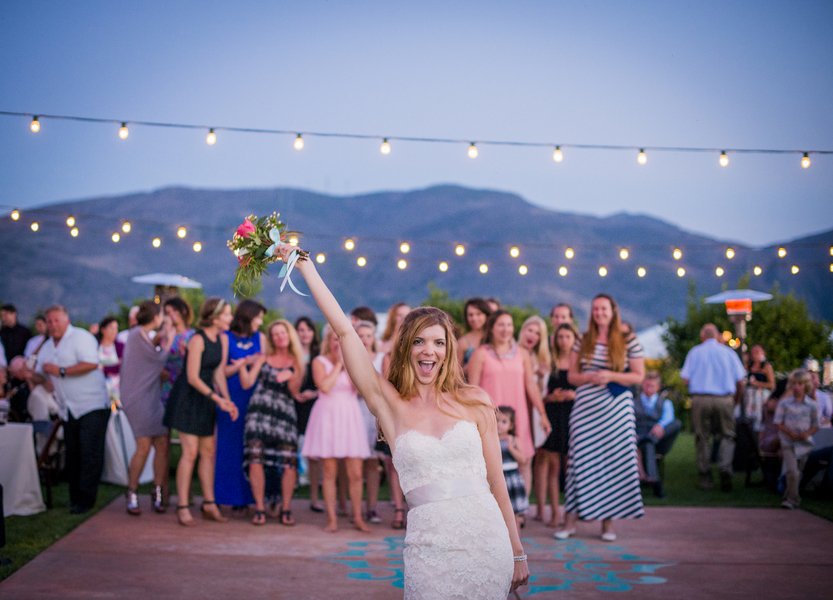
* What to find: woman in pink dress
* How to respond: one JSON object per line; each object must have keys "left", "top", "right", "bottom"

{"left": 302, "top": 325, "right": 371, "bottom": 532}
{"left": 468, "top": 310, "right": 550, "bottom": 498}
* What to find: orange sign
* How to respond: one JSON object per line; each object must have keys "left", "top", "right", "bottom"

{"left": 725, "top": 298, "right": 752, "bottom": 315}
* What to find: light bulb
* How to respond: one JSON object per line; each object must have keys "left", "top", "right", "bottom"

{"left": 509, "top": 246, "right": 520, "bottom": 258}
{"left": 344, "top": 238, "right": 355, "bottom": 251}
{"left": 725, "top": 247, "right": 735, "bottom": 260}
{"left": 552, "top": 146, "right": 564, "bottom": 163}
{"left": 454, "top": 244, "right": 465, "bottom": 256}
{"left": 715, "top": 266, "right": 725, "bottom": 277}
{"left": 676, "top": 267, "right": 686, "bottom": 278}
{"left": 479, "top": 263, "right": 489, "bottom": 274}
{"left": 558, "top": 266, "right": 568, "bottom": 277}
{"left": 619, "top": 248, "right": 629, "bottom": 260}
{"left": 637, "top": 266, "right": 647, "bottom": 278}
{"left": 206, "top": 128, "right": 217, "bottom": 145}
{"left": 829, "top": 263, "right": 833, "bottom": 273}
{"left": 777, "top": 247, "right": 787, "bottom": 258}
{"left": 293, "top": 134, "right": 304, "bottom": 151}
{"left": 315, "top": 253, "right": 326, "bottom": 264}
{"left": 753, "top": 265, "right": 762, "bottom": 276}
{"left": 111, "top": 232, "right": 121, "bottom": 243}
{"left": 152, "top": 237, "right": 162, "bottom": 248}
{"left": 288, "top": 235, "right": 299, "bottom": 246}
{"left": 356, "top": 256, "right": 367, "bottom": 267}
{"left": 70, "top": 227, "right": 79, "bottom": 238}
{"left": 438, "top": 261, "right": 449, "bottom": 272}
{"left": 10, "top": 209, "right": 20, "bottom": 221}
{"left": 177, "top": 226, "right": 187, "bottom": 239}
{"left": 121, "top": 221, "right": 132, "bottom": 233}
{"left": 397, "top": 258, "right": 408, "bottom": 270}
{"left": 637, "top": 149, "right": 647, "bottom": 165}
{"left": 192, "top": 242, "right": 202, "bottom": 253}
{"left": 518, "top": 264, "right": 528, "bottom": 276}
{"left": 380, "top": 138, "right": 391, "bottom": 155}
{"left": 66, "top": 215, "right": 76, "bottom": 227}
{"left": 467, "top": 143, "right": 478, "bottom": 159}
{"left": 30, "top": 116, "right": 40, "bottom": 133}
{"left": 399, "top": 242, "right": 410, "bottom": 254}
{"left": 829, "top": 245, "right": 833, "bottom": 256}
{"left": 565, "top": 247, "right": 575, "bottom": 260}
{"left": 30, "top": 222, "right": 39, "bottom": 232}
{"left": 672, "top": 248, "right": 683, "bottom": 260}
{"left": 801, "top": 152, "right": 811, "bottom": 169}
{"left": 719, "top": 151, "right": 729, "bottom": 167}
{"left": 598, "top": 266, "right": 608, "bottom": 277}
{"left": 791, "top": 265, "right": 800, "bottom": 275}
{"left": 118, "top": 122, "right": 129, "bottom": 140}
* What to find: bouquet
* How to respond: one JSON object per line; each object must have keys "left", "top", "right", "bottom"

{"left": 227, "top": 213, "right": 308, "bottom": 297}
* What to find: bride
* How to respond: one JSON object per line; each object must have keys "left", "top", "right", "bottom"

{"left": 279, "top": 245, "right": 528, "bottom": 598}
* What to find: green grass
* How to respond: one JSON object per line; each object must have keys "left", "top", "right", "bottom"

{"left": 2, "top": 432, "right": 830, "bottom": 582}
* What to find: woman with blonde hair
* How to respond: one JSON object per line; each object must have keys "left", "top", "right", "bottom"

{"left": 556, "top": 294, "right": 645, "bottom": 542}
{"left": 279, "top": 244, "right": 527, "bottom": 597}
{"left": 378, "top": 302, "right": 410, "bottom": 354}
{"left": 240, "top": 320, "right": 304, "bottom": 525}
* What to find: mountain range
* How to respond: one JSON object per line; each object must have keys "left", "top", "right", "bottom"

{"left": 1, "top": 185, "right": 831, "bottom": 329}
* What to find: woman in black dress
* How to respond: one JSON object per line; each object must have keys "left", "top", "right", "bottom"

{"left": 164, "top": 297, "right": 238, "bottom": 526}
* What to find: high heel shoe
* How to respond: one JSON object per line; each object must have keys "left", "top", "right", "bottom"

{"left": 151, "top": 485, "right": 167, "bottom": 514}
{"left": 176, "top": 505, "right": 195, "bottom": 527}
{"left": 125, "top": 490, "right": 141, "bottom": 516}
{"left": 200, "top": 500, "right": 228, "bottom": 523}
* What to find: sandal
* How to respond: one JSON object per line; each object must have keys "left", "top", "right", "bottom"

{"left": 176, "top": 504, "right": 195, "bottom": 527}
{"left": 279, "top": 509, "right": 296, "bottom": 526}
{"left": 391, "top": 508, "right": 406, "bottom": 530}
{"left": 251, "top": 510, "right": 267, "bottom": 526}
{"left": 200, "top": 500, "right": 229, "bottom": 523}
{"left": 309, "top": 502, "right": 324, "bottom": 513}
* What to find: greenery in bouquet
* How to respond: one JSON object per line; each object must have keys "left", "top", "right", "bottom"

{"left": 227, "top": 213, "right": 303, "bottom": 297}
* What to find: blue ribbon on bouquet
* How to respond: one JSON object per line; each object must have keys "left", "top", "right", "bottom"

{"left": 278, "top": 247, "right": 308, "bottom": 297}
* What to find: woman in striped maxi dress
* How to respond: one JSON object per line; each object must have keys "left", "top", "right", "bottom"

{"left": 555, "top": 293, "right": 645, "bottom": 542}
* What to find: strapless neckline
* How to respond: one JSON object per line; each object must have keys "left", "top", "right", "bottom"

{"left": 395, "top": 419, "right": 476, "bottom": 447}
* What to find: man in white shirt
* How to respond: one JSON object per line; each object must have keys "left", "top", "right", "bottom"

{"left": 35, "top": 305, "right": 110, "bottom": 514}
{"left": 680, "top": 323, "right": 746, "bottom": 492}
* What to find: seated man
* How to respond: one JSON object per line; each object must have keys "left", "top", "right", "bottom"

{"left": 635, "top": 370, "right": 681, "bottom": 497}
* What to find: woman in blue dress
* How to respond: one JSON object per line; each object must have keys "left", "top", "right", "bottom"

{"left": 215, "top": 300, "right": 266, "bottom": 511}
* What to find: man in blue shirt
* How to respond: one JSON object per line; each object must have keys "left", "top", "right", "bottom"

{"left": 635, "top": 371, "right": 681, "bottom": 498}
{"left": 680, "top": 323, "right": 746, "bottom": 492}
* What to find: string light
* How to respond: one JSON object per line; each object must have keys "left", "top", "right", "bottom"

{"left": 676, "top": 267, "right": 686, "bottom": 277}
{"left": 118, "top": 122, "right": 129, "bottom": 140}
{"left": 637, "top": 267, "right": 647, "bottom": 278}
{"left": 715, "top": 266, "right": 725, "bottom": 277}
{"left": 152, "top": 237, "right": 161, "bottom": 248}
{"left": 479, "top": 263, "right": 489, "bottom": 274}
{"left": 719, "top": 151, "right": 729, "bottom": 167}
{"left": 801, "top": 152, "right": 811, "bottom": 169}
{"left": 315, "top": 253, "right": 326, "bottom": 264}
{"left": 509, "top": 246, "right": 520, "bottom": 258}
{"left": 467, "top": 143, "right": 478, "bottom": 159}
{"left": 830, "top": 264, "right": 833, "bottom": 273}
{"left": 111, "top": 232, "right": 121, "bottom": 243}
{"left": 518, "top": 264, "right": 528, "bottom": 276}
{"left": 598, "top": 266, "right": 608, "bottom": 277}
{"left": 192, "top": 241, "right": 202, "bottom": 252}
{"left": 288, "top": 235, "right": 299, "bottom": 246}
{"left": 293, "top": 134, "right": 304, "bottom": 151}
{"left": 29, "top": 116, "right": 40, "bottom": 133}
{"left": 10, "top": 209, "right": 20, "bottom": 221}
{"left": 830, "top": 245, "right": 833, "bottom": 256}
{"left": 558, "top": 266, "right": 568, "bottom": 277}
{"left": 753, "top": 265, "right": 763, "bottom": 276}
{"left": 344, "top": 238, "right": 355, "bottom": 251}
{"left": 725, "top": 247, "right": 735, "bottom": 259}
{"left": 552, "top": 146, "right": 564, "bottom": 163}
{"left": 399, "top": 242, "right": 411, "bottom": 254}
{"left": 438, "top": 261, "right": 449, "bottom": 272}
{"left": 672, "top": 248, "right": 683, "bottom": 260}
{"left": 177, "top": 226, "right": 187, "bottom": 239}
{"left": 637, "top": 149, "right": 647, "bottom": 165}
{"left": 380, "top": 138, "right": 391, "bottom": 155}
{"left": 397, "top": 258, "right": 408, "bottom": 270}
{"left": 777, "top": 247, "right": 787, "bottom": 258}
{"left": 70, "top": 227, "right": 79, "bottom": 237}
{"left": 791, "top": 265, "right": 800, "bottom": 275}
{"left": 30, "top": 222, "right": 39, "bottom": 232}
{"left": 565, "top": 247, "right": 575, "bottom": 260}
{"left": 454, "top": 244, "right": 466, "bottom": 256}
{"left": 121, "top": 221, "right": 132, "bottom": 233}
{"left": 66, "top": 215, "right": 76, "bottom": 227}
{"left": 619, "top": 248, "right": 629, "bottom": 260}
{"left": 205, "top": 128, "right": 217, "bottom": 145}
{"left": 356, "top": 256, "right": 367, "bottom": 267}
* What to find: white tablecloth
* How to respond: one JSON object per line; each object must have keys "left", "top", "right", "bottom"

{"left": 0, "top": 423, "right": 46, "bottom": 516}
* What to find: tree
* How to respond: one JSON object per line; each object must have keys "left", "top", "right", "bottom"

{"left": 421, "top": 283, "right": 542, "bottom": 334}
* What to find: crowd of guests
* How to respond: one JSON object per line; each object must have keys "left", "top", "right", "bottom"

{"left": 2, "top": 295, "right": 830, "bottom": 536}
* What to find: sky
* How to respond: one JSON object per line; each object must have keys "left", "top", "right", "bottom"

{"left": 1, "top": 1, "right": 831, "bottom": 247}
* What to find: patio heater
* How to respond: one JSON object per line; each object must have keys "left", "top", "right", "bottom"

{"left": 704, "top": 289, "right": 773, "bottom": 355}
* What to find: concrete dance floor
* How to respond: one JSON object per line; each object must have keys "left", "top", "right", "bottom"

{"left": 2, "top": 499, "right": 830, "bottom": 599}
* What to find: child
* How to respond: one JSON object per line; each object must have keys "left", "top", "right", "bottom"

{"left": 774, "top": 368, "right": 820, "bottom": 509}
{"left": 497, "top": 406, "right": 529, "bottom": 528}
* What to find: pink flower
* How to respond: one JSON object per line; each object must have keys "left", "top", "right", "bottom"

{"left": 236, "top": 219, "right": 256, "bottom": 238}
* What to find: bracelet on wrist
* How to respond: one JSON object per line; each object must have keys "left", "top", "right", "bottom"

{"left": 513, "top": 554, "right": 527, "bottom": 563}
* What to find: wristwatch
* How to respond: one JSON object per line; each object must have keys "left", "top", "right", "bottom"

{"left": 59, "top": 367, "right": 67, "bottom": 378}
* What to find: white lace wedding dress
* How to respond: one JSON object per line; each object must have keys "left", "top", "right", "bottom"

{"left": 393, "top": 419, "right": 514, "bottom": 599}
